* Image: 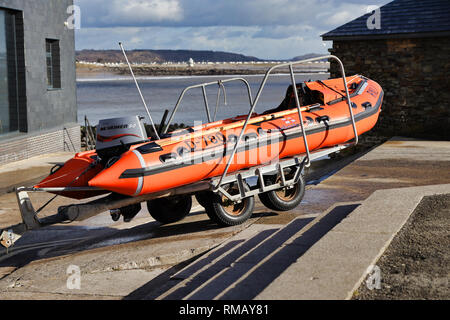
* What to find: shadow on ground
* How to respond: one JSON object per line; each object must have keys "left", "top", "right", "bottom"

{"left": 0, "top": 209, "right": 278, "bottom": 271}
{"left": 125, "top": 203, "right": 359, "bottom": 300}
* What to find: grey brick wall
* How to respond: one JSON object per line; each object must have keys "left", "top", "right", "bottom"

{"left": 0, "top": 0, "right": 78, "bottom": 165}
{"left": 329, "top": 37, "right": 450, "bottom": 140}
{"left": 0, "top": 123, "right": 80, "bottom": 165}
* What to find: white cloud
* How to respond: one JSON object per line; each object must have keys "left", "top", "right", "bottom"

{"left": 253, "top": 25, "right": 315, "bottom": 39}
{"left": 114, "top": 0, "right": 183, "bottom": 23}
{"left": 75, "top": 26, "right": 325, "bottom": 60}
{"left": 76, "top": 0, "right": 388, "bottom": 28}
{"left": 76, "top": 0, "right": 183, "bottom": 27}
{"left": 74, "top": 0, "right": 392, "bottom": 59}
{"left": 317, "top": 3, "right": 373, "bottom": 26}
{"left": 129, "top": 36, "right": 143, "bottom": 45}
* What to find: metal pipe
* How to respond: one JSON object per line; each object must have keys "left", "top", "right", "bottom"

{"left": 212, "top": 64, "right": 282, "bottom": 190}
{"left": 213, "top": 80, "right": 227, "bottom": 121}
{"left": 158, "top": 109, "right": 169, "bottom": 136}
{"left": 56, "top": 181, "right": 210, "bottom": 223}
{"left": 201, "top": 85, "right": 212, "bottom": 123}
{"left": 214, "top": 54, "right": 357, "bottom": 190}
{"left": 213, "top": 84, "right": 221, "bottom": 122}
{"left": 119, "top": 42, "right": 160, "bottom": 140}
{"left": 289, "top": 64, "right": 311, "bottom": 167}
{"left": 163, "top": 77, "right": 253, "bottom": 134}
{"left": 17, "top": 186, "right": 102, "bottom": 192}
{"left": 163, "top": 87, "right": 189, "bottom": 134}
{"left": 335, "top": 59, "right": 358, "bottom": 144}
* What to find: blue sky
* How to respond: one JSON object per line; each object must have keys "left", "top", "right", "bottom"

{"left": 74, "top": 0, "right": 391, "bottom": 60}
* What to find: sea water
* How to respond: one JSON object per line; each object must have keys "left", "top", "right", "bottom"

{"left": 77, "top": 73, "right": 329, "bottom": 127}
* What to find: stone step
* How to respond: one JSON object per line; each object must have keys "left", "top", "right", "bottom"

{"left": 155, "top": 201, "right": 360, "bottom": 300}
{"left": 254, "top": 183, "right": 450, "bottom": 300}
{"left": 155, "top": 224, "right": 282, "bottom": 300}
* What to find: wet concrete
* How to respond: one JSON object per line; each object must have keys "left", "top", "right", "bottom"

{"left": 0, "top": 137, "right": 448, "bottom": 299}
{"left": 299, "top": 138, "right": 450, "bottom": 215}
{"left": 0, "top": 152, "right": 73, "bottom": 195}
{"left": 0, "top": 211, "right": 278, "bottom": 299}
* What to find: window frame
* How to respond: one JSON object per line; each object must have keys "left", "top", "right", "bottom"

{"left": 45, "top": 38, "right": 61, "bottom": 90}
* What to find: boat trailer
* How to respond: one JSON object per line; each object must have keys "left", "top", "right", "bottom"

{"left": 0, "top": 54, "right": 358, "bottom": 249}
{"left": 0, "top": 143, "right": 350, "bottom": 249}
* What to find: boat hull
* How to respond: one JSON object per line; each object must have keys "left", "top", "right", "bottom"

{"left": 36, "top": 75, "right": 384, "bottom": 199}
{"left": 89, "top": 76, "right": 384, "bottom": 196}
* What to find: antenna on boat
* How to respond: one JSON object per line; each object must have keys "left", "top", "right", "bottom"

{"left": 119, "top": 42, "right": 160, "bottom": 140}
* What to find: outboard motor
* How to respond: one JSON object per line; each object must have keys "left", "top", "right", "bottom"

{"left": 96, "top": 115, "right": 148, "bottom": 166}
{"left": 96, "top": 116, "right": 147, "bottom": 222}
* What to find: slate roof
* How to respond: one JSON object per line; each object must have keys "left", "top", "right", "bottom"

{"left": 322, "top": 0, "right": 450, "bottom": 40}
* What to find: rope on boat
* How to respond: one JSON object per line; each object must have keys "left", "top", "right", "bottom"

{"left": 213, "top": 80, "right": 227, "bottom": 121}
{"left": 317, "top": 79, "right": 347, "bottom": 98}
{"left": 35, "top": 159, "right": 100, "bottom": 221}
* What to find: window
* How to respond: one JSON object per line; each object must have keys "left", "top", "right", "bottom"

{"left": 46, "top": 39, "right": 60, "bottom": 89}
{"left": 0, "top": 9, "right": 19, "bottom": 135}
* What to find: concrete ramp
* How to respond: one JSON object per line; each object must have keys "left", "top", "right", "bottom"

{"left": 138, "top": 202, "right": 359, "bottom": 300}
{"left": 141, "top": 183, "right": 450, "bottom": 300}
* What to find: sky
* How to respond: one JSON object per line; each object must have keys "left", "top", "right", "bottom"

{"left": 73, "top": 0, "right": 391, "bottom": 60}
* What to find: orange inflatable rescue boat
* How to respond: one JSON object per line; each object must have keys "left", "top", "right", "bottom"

{"left": 32, "top": 74, "right": 383, "bottom": 224}
{"left": 36, "top": 75, "right": 383, "bottom": 196}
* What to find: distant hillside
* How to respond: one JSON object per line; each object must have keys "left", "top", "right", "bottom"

{"left": 76, "top": 49, "right": 262, "bottom": 63}
{"left": 291, "top": 53, "right": 328, "bottom": 61}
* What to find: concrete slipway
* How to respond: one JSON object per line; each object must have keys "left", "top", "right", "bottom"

{"left": 0, "top": 137, "right": 449, "bottom": 300}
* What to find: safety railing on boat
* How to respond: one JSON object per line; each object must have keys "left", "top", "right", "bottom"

{"left": 161, "top": 77, "right": 253, "bottom": 134}
{"left": 213, "top": 55, "right": 358, "bottom": 191}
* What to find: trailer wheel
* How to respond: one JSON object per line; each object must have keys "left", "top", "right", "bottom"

{"left": 206, "top": 182, "right": 255, "bottom": 226}
{"left": 194, "top": 191, "right": 222, "bottom": 223}
{"left": 119, "top": 203, "right": 142, "bottom": 222}
{"left": 258, "top": 174, "right": 305, "bottom": 211}
{"left": 194, "top": 191, "right": 212, "bottom": 208}
{"left": 146, "top": 195, "right": 192, "bottom": 224}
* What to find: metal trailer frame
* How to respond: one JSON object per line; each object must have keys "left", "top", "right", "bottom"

{"left": 210, "top": 144, "right": 350, "bottom": 203}
{"left": 213, "top": 55, "right": 357, "bottom": 193}
{"left": 161, "top": 77, "right": 254, "bottom": 134}
{"left": 0, "top": 55, "right": 357, "bottom": 249}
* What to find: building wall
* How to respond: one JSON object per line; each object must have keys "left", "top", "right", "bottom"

{"left": 0, "top": 124, "right": 80, "bottom": 164}
{"left": 329, "top": 37, "right": 450, "bottom": 140}
{"left": 0, "top": 0, "right": 79, "bottom": 165}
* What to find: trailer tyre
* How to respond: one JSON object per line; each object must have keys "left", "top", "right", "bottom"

{"left": 120, "top": 203, "right": 142, "bottom": 222}
{"left": 206, "top": 183, "right": 255, "bottom": 226}
{"left": 258, "top": 174, "right": 305, "bottom": 211}
{"left": 194, "top": 191, "right": 222, "bottom": 224}
{"left": 194, "top": 191, "right": 212, "bottom": 209}
{"left": 146, "top": 195, "right": 192, "bottom": 224}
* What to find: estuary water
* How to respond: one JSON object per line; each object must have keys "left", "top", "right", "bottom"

{"left": 76, "top": 73, "right": 329, "bottom": 127}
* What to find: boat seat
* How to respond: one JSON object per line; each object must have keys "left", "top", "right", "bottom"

{"left": 262, "top": 82, "right": 323, "bottom": 115}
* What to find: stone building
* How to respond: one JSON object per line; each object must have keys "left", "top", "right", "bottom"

{"left": 0, "top": 0, "right": 79, "bottom": 165}
{"left": 322, "top": 0, "right": 450, "bottom": 140}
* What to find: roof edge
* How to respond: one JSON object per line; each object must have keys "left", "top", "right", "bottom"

{"left": 322, "top": 30, "right": 450, "bottom": 41}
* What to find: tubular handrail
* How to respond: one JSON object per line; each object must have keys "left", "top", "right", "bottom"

{"left": 162, "top": 77, "right": 253, "bottom": 134}
{"left": 213, "top": 55, "right": 358, "bottom": 191}
{"left": 213, "top": 80, "right": 227, "bottom": 121}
